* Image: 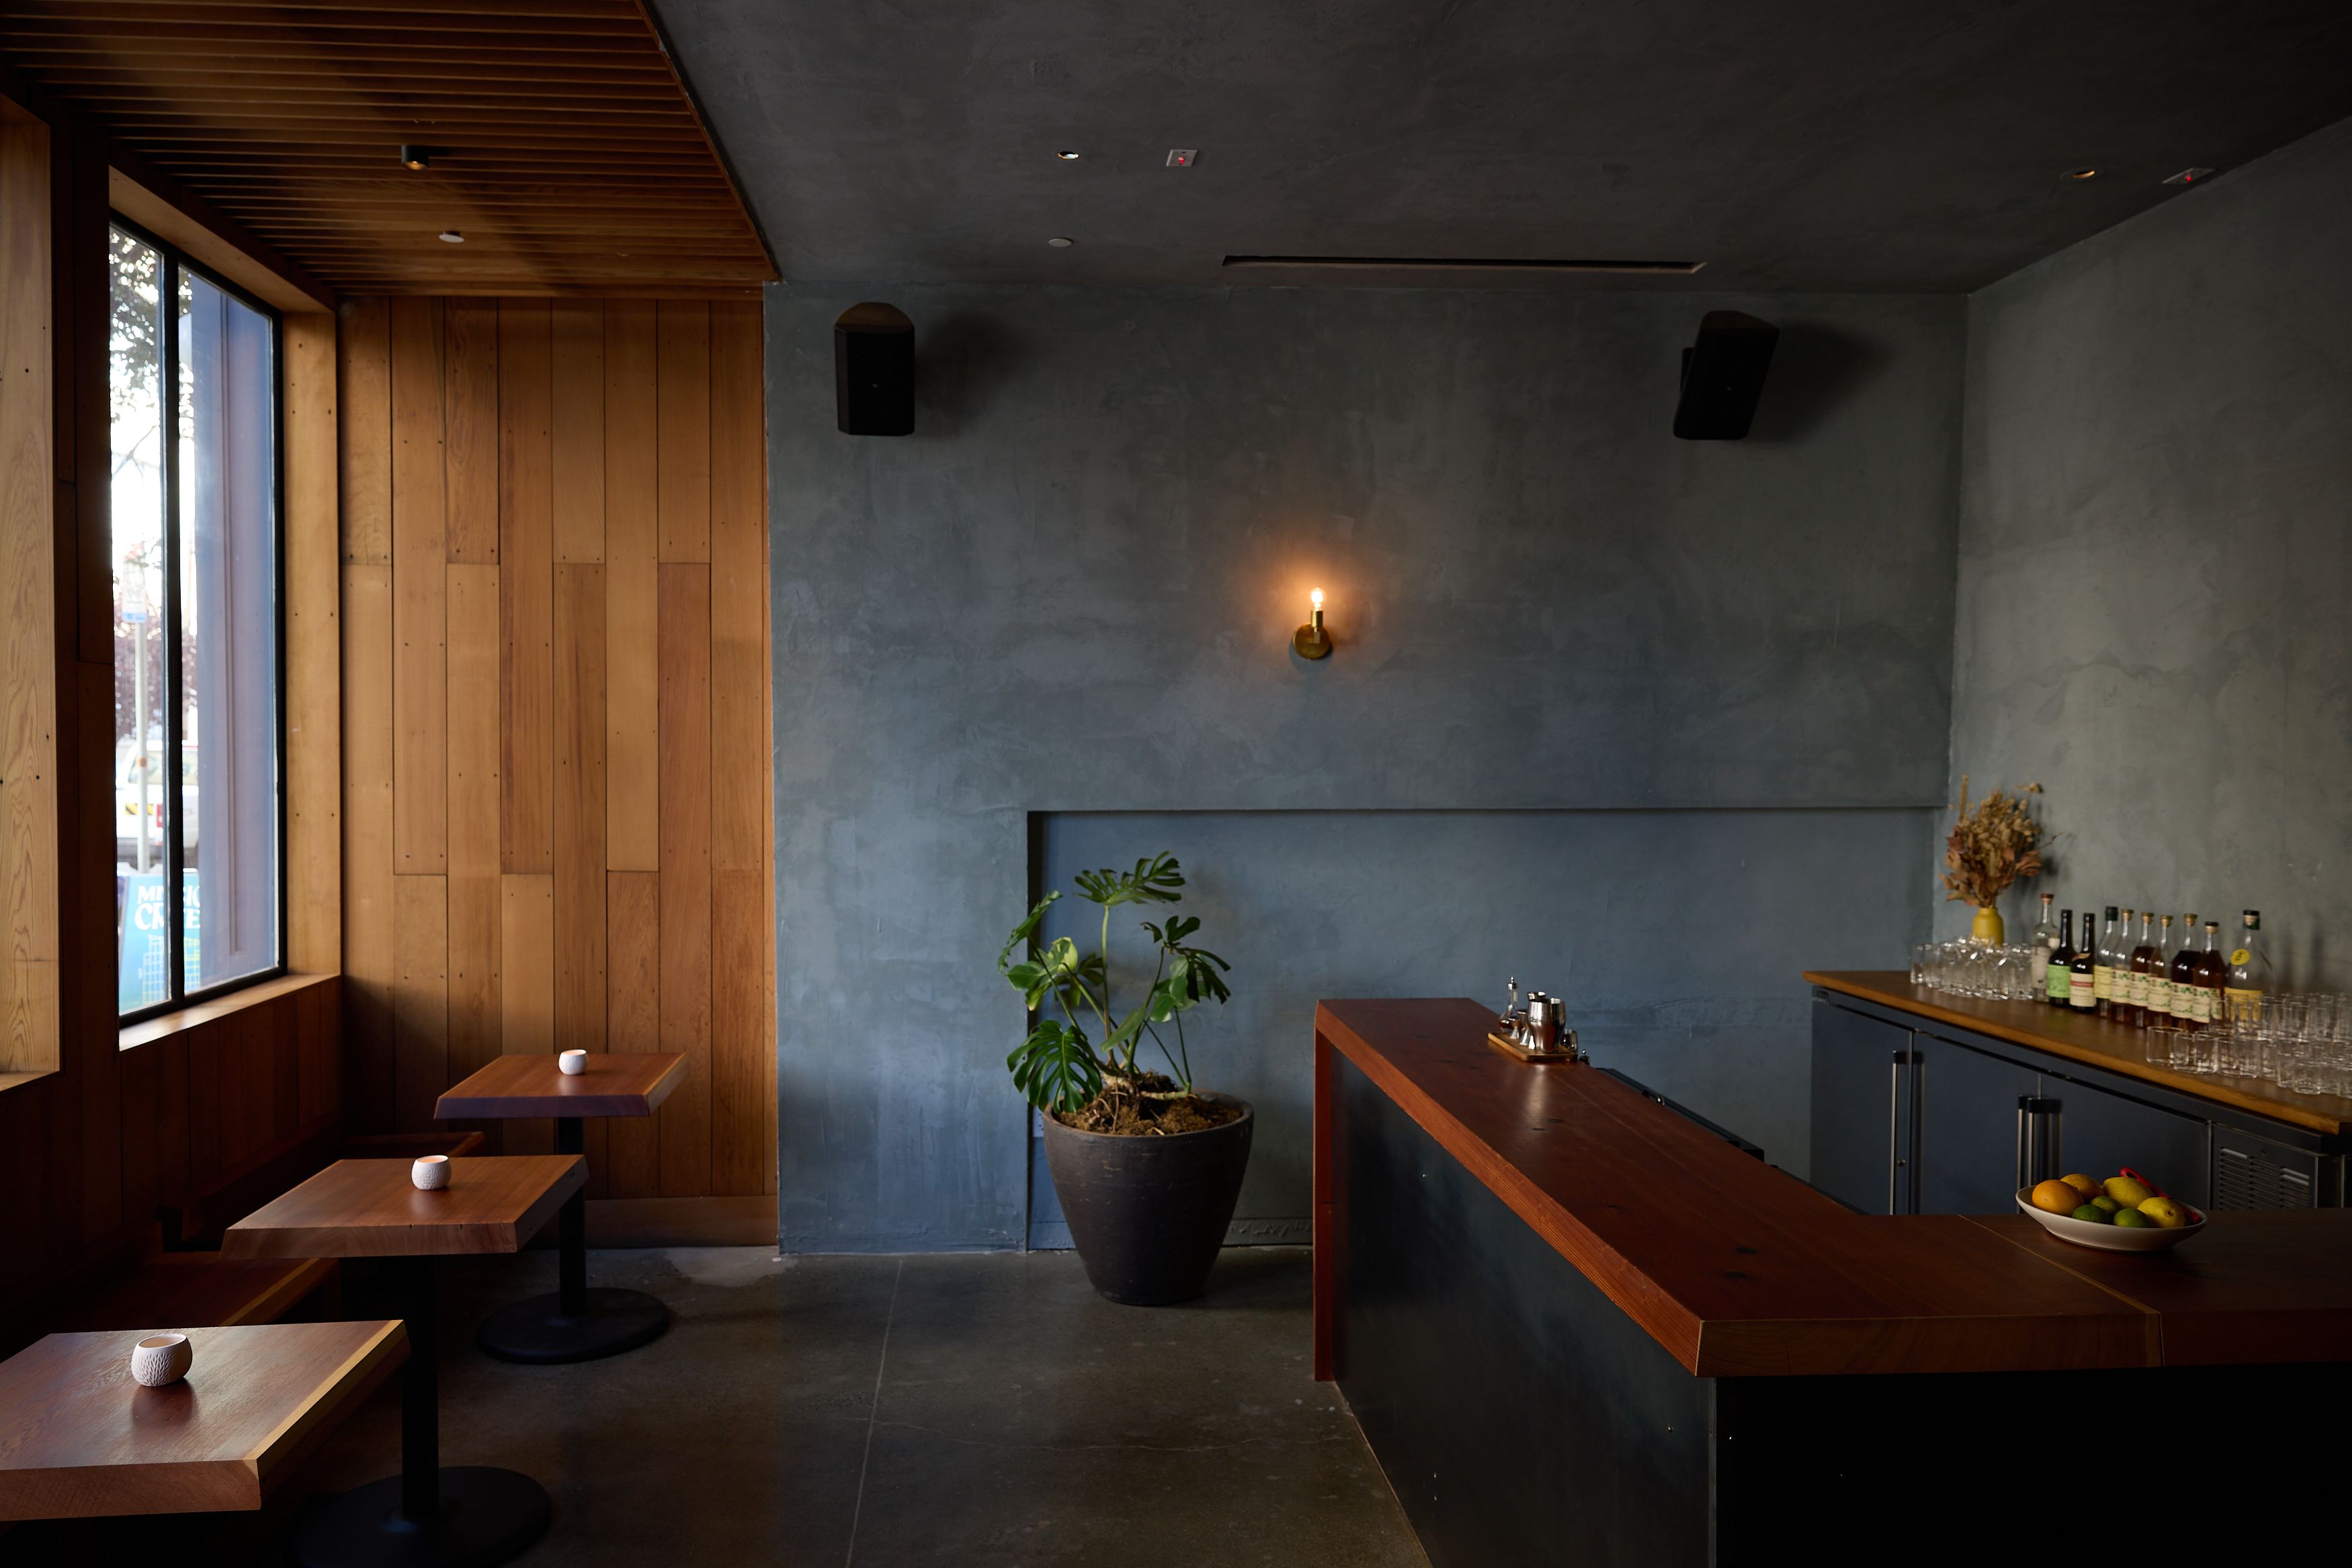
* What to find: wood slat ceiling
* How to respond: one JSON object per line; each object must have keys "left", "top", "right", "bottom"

{"left": 0, "top": 0, "right": 777, "bottom": 296}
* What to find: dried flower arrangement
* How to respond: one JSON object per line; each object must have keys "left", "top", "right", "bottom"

{"left": 1941, "top": 777, "right": 2046, "bottom": 911}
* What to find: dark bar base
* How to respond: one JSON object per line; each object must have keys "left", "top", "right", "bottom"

{"left": 474, "top": 1287, "right": 670, "bottom": 1365}
{"left": 293, "top": 1467, "right": 549, "bottom": 1568}
{"left": 1333, "top": 1055, "right": 2345, "bottom": 1565}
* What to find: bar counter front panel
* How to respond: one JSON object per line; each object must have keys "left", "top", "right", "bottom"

{"left": 1314, "top": 998, "right": 2352, "bottom": 1565}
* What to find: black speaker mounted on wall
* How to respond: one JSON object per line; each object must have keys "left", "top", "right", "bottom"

{"left": 835, "top": 302, "right": 915, "bottom": 436}
{"left": 1673, "top": 310, "right": 1778, "bottom": 440}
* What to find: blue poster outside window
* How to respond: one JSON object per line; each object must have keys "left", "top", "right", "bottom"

{"left": 119, "top": 870, "right": 201, "bottom": 1012}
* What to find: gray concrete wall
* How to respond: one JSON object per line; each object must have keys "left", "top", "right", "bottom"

{"left": 1943, "top": 116, "right": 2352, "bottom": 990}
{"left": 771, "top": 284, "right": 1964, "bottom": 1250}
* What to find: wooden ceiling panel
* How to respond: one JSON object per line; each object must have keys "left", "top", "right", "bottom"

{"left": 0, "top": 0, "right": 777, "bottom": 296}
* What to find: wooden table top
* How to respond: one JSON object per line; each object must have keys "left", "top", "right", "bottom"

{"left": 1807, "top": 970, "right": 2352, "bottom": 1137}
{"left": 0, "top": 1321, "right": 405, "bottom": 1520}
{"left": 220, "top": 1156, "right": 585, "bottom": 1260}
{"left": 1317, "top": 997, "right": 2352, "bottom": 1379}
{"left": 433, "top": 1051, "right": 687, "bottom": 1121}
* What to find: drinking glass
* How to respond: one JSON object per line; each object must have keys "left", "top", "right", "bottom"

{"left": 2164, "top": 1028, "right": 2197, "bottom": 1074}
{"left": 1910, "top": 943, "right": 1933, "bottom": 987}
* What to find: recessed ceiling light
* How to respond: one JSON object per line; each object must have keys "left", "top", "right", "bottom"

{"left": 1048, "top": 236, "right": 1074, "bottom": 248}
{"left": 1054, "top": 149, "right": 1081, "bottom": 161}
{"left": 398, "top": 144, "right": 430, "bottom": 171}
{"left": 2061, "top": 167, "right": 2101, "bottom": 181}
{"left": 437, "top": 230, "right": 465, "bottom": 244}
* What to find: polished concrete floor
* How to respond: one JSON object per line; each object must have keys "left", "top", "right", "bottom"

{"left": 19, "top": 1247, "right": 1425, "bottom": 1566}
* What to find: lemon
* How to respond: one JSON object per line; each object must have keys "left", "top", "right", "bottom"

{"left": 2103, "top": 1176, "right": 2155, "bottom": 1207}
{"left": 2137, "top": 1195, "right": 2189, "bottom": 1229}
{"left": 2060, "top": 1173, "right": 2099, "bottom": 1197}
{"left": 2031, "top": 1179, "right": 2084, "bottom": 1215}
{"left": 2111, "top": 1208, "right": 2151, "bottom": 1228}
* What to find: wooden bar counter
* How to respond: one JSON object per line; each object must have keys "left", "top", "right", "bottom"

{"left": 1314, "top": 998, "right": 2352, "bottom": 1565}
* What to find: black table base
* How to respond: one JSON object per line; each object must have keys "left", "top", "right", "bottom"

{"left": 475, "top": 1285, "right": 669, "bottom": 1364}
{"left": 296, "top": 1259, "right": 550, "bottom": 1568}
{"left": 475, "top": 1117, "right": 671, "bottom": 1365}
{"left": 294, "top": 1467, "right": 549, "bottom": 1568}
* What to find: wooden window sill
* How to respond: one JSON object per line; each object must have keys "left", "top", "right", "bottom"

{"left": 119, "top": 971, "right": 339, "bottom": 1051}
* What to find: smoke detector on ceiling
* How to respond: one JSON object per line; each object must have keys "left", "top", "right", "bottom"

{"left": 1166, "top": 148, "right": 1195, "bottom": 167}
{"left": 2163, "top": 167, "right": 2216, "bottom": 185}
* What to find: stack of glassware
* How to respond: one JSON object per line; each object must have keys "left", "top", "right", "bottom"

{"left": 1909, "top": 939, "right": 2048, "bottom": 1003}
{"left": 2151, "top": 992, "right": 2352, "bottom": 1096}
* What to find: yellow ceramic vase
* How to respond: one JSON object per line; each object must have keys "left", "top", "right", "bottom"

{"left": 1970, "top": 905, "right": 2005, "bottom": 943}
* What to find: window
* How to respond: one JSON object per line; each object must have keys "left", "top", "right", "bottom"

{"left": 110, "top": 221, "right": 284, "bottom": 1020}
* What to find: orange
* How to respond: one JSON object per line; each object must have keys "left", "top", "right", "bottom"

{"left": 2030, "top": 1179, "right": 2084, "bottom": 1215}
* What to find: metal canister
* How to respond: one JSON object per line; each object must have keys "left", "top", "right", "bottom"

{"left": 1525, "top": 992, "right": 1558, "bottom": 1049}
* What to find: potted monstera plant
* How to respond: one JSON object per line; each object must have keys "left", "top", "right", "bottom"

{"left": 998, "top": 853, "right": 1249, "bottom": 1305}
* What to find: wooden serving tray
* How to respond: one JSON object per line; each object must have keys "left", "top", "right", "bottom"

{"left": 1487, "top": 1029, "right": 1578, "bottom": 1063}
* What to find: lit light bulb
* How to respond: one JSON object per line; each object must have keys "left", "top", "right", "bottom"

{"left": 1293, "top": 589, "right": 1333, "bottom": 660}
{"left": 1310, "top": 589, "right": 1324, "bottom": 611}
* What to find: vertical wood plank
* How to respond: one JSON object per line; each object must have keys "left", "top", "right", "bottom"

{"left": 389, "top": 297, "right": 447, "bottom": 873}
{"left": 604, "top": 300, "right": 659, "bottom": 871}
{"left": 392, "top": 876, "right": 450, "bottom": 1133}
{"left": 551, "top": 300, "right": 605, "bottom": 563}
{"left": 157, "top": 1036, "right": 190, "bottom": 1205}
{"left": 337, "top": 296, "right": 390, "bottom": 566}
{"left": 284, "top": 312, "right": 341, "bottom": 975}
{"left": 297, "top": 975, "right": 339, "bottom": 1128}
{"left": 709, "top": 298, "right": 767, "bottom": 877}
{"left": 500, "top": 873, "right": 556, "bottom": 1153}
{"left": 658, "top": 564, "right": 712, "bottom": 1196}
{"left": 603, "top": 870, "right": 660, "bottom": 1198}
{"left": 711, "top": 868, "right": 770, "bottom": 1196}
{"left": 656, "top": 300, "right": 710, "bottom": 561}
{"left": 442, "top": 298, "right": 499, "bottom": 564}
{"left": 554, "top": 564, "right": 609, "bottom": 1188}
{"left": 341, "top": 563, "right": 396, "bottom": 1132}
{"left": 447, "top": 562, "right": 502, "bottom": 1124}
{"left": 118, "top": 1043, "right": 160, "bottom": 1234}
{"left": 187, "top": 1021, "right": 221, "bottom": 1190}
{"left": 500, "top": 299, "right": 554, "bottom": 873}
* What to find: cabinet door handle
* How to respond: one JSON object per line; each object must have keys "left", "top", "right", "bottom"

{"left": 2016, "top": 1096, "right": 2064, "bottom": 1188}
{"left": 1888, "top": 1052, "right": 1904, "bottom": 1215}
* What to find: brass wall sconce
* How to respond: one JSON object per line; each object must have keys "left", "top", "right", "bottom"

{"left": 1293, "top": 589, "right": 1333, "bottom": 660}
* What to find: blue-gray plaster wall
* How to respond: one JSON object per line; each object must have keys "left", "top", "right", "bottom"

{"left": 1941, "top": 116, "right": 2352, "bottom": 990}
{"left": 769, "top": 284, "right": 1964, "bottom": 1250}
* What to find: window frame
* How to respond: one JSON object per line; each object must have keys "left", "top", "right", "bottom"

{"left": 111, "top": 212, "right": 290, "bottom": 1025}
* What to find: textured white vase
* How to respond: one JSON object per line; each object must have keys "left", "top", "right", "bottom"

{"left": 412, "top": 1154, "right": 451, "bottom": 1190}
{"left": 131, "top": 1333, "right": 192, "bottom": 1388}
{"left": 558, "top": 1049, "right": 588, "bottom": 1076}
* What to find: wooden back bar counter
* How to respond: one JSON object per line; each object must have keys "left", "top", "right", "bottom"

{"left": 1314, "top": 998, "right": 2352, "bottom": 1565}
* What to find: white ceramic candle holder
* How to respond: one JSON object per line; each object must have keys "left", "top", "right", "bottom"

{"left": 412, "top": 1154, "right": 451, "bottom": 1190}
{"left": 558, "top": 1049, "right": 588, "bottom": 1076}
{"left": 131, "top": 1333, "right": 193, "bottom": 1388}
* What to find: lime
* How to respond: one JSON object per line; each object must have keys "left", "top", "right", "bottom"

{"left": 2091, "top": 1196, "right": 2120, "bottom": 1213}
{"left": 2070, "top": 1204, "right": 2110, "bottom": 1223}
{"left": 2111, "top": 1208, "right": 2152, "bottom": 1229}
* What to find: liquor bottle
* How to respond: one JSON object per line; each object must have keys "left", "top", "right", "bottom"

{"left": 2029, "top": 894, "right": 2058, "bottom": 957}
{"left": 2046, "top": 910, "right": 2075, "bottom": 1006}
{"left": 2224, "top": 910, "right": 2271, "bottom": 1025}
{"left": 2068, "top": 929, "right": 2098, "bottom": 1011}
{"left": 2094, "top": 906, "right": 2125, "bottom": 1018}
{"left": 2191, "top": 922, "right": 2226, "bottom": 1027}
{"left": 2143, "top": 914, "right": 2175, "bottom": 1026}
{"left": 2125, "top": 910, "right": 2156, "bottom": 1027}
{"left": 2167, "top": 912, "right": 2202, "bottom": 1029}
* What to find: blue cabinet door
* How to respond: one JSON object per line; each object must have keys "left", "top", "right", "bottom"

{"left": 2039, "top": 1069, "right": 2213, "bottom": 1210}
{"left": 1810, "top": 999, "right": 1915, "bottom": 1213}
{"left": 1914, "top": 1033, "right": 2043, "bottom": 1215}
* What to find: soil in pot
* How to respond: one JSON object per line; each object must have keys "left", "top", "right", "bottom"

{"left": 1042, "top": 1074, "right": 1252, "bottom": 1307}
{"left": 1052, "top": 1072, "right": 1243, "bottom": 1135}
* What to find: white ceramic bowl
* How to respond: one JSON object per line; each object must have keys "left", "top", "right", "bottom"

{"left": 2015, "top": 1187, "right": 2206, "bottom": 1252}
{"left": 558, "top": 1049, "right": 588, "bottom": 1076}
{"left": 131, "top": 1332, "right": 193, "bottom": 1387}
{"left": 412, "top": 1154, "right": 451, "bottom": 1190}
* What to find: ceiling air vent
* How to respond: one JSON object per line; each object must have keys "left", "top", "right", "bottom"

{"left": 1221, "top": 255, "right": 1706, "bottom": 275}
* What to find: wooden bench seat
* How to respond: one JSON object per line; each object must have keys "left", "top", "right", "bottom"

{"left": 51, "top": 1254, "right": 341, "bottom": 1333}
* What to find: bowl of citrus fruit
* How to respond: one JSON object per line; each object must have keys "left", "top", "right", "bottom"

{"left": 2017, "top": 1170, "right": 2205, "bottom": 1252}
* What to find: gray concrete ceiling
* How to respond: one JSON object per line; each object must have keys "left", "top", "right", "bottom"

{"left": 658, "top": 1, "right": 2352, "bottom": 293}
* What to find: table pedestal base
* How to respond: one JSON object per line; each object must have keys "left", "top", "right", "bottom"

{"left": 476, "top": 1287, "right": 669, "bottom": 1364}
{"left": 294, "top": 1465, "right": 548, "bottom": 1568}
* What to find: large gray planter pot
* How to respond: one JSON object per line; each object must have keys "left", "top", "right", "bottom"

{"left": 1038, "top": 1094, "right": 1254, "bottom": 1306}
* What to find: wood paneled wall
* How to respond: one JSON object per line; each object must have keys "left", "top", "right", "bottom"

{"left": 337, "top": 295, "right": 773, "bottom": 1204}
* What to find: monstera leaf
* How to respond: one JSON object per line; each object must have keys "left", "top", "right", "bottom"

{"left": 1007, "top": 1018, "right": 1103, "bottom": 1113}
